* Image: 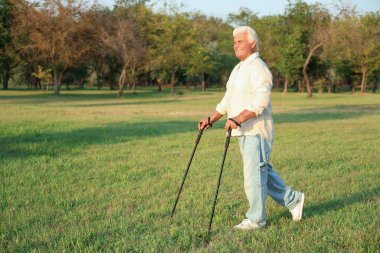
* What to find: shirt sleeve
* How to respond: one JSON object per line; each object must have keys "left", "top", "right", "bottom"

{"left": 216, "top": 65, "right": 239, "bottom": 115}
{"left": 216, "top": 90, "right": 228, "bottom": 115}
{"left": 246, "top": 62, "right": 273, "bottom": 116}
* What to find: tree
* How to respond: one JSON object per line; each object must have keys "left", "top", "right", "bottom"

{"left": 80, "top": 5, "right": 114, "bottom": 90}
{"left": 186, "top": 13, "right": 217, "bottom": 92}
{"left": 250, "top": 14, "right": 304, "bottom": 93}
{"left": 14, "top": 0, "right": 92, "bottom": 95}
{"left": 227, "top": 7, "right": 255, "bottom": 26}
{"left": 327, "top": 3, "right": 380, "bottom": 93}
{"left": 301, "top": 3, "right": 331, "bottom": 97}
{"left": 211, "top": 17, "right": 236, "bottom": 88}
{"left": 351, "top": 12, "right": 380, "bottom": 93}
{"left": 328, "top": 6, "right": 380, "bottom": 93}
{"left": 32, "top": 65, "right": 52, "bottom": 90}
{"left": 0, "top": 0, "right": 19, "bottom": 89}
{"left": 99, "top": 3, "right": 148, "bottom": 96}
{"left": 149, "top": 4, "right": 194, "bottom": 93}
{"left": 277, "top": 29, "right": 304, "bottom": 94}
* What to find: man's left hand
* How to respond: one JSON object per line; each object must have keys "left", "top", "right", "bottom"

{"left": 225, "top": 117, "right": 240, "bottom": 130}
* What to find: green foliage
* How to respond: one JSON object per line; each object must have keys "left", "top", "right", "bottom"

{"left": 32, "top": 65, "right": 52, "bottom": 80}
{"left": 149, "top": 4, "right": 193, "bottom": 86}
{"left": 227, "top": 7, "right": 256, "bottom": 26}
{"left": 284, "top": 0, "right": 313, "bottom": 45}
{"left": 114, "top": 0, "right": 149, "bottom": 8}
{"left": 2, "top": 0, "right": 379, "bottom": 93}
{"left": 32, "top": 65, "right": 52, "bottom": 90}
{"left": 0, "top": 89, "right": 379, "bottom": 251}
{"left": 276, "top": 28, "right": 304, "bottom": 83}
{"left": 358, "top": 12, "right": 380, "bottom": 73}
{"left": 0, "top": 0, "right": 14, "bottom": 83}
{"left": 0, "top": 0, "right": 13, "bottom": 49}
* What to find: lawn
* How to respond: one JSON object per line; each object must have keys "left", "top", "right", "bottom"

{"left": 1, "top": 88, "right": 379, "bottom": 252}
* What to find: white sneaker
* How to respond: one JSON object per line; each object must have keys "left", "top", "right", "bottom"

{"left": 290, "top": 193, "right": 305, "bottom": 222}
{"left": 233, "top": 219, "right": 266, "bottom": 230}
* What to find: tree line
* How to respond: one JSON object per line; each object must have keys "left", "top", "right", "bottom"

{"left": 1, "top": 0, "right": 379, "bottom": 96}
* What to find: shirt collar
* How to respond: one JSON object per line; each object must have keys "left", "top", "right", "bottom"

{"left": 242, "top": 51, "right": 260, "bottom": 64}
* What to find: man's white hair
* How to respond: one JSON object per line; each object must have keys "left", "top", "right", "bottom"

{"left": 233, "top": 26, "right": 260, "bottom": 51}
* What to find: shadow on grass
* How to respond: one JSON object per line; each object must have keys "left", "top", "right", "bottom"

{"left": 73, "top": 99, "right": 180, "bottom": 107}
{"left": 2, "top": 103, "right": 379, "bottom": 161}
{"left": 0, "top": 120, "right": 198, "bottom": 161}
{"left": 303, "top": 185, "right": 380, "bottom": 218}
{"left": 274, "top": 104, "right": 380, "bottom": 124}
{"left": 0, "top": 88, "right": 211, "bottom": 103}
{"left": 270, "top": 186, "right": 380, "bottom": 222}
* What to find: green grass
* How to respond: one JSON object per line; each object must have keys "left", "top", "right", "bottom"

{"left": 1, "top": 89, "right": 379, "bottom": 252}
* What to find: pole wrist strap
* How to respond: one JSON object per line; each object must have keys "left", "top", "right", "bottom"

{"left": 228, "top": 118, "right": 241, "bottom": 127}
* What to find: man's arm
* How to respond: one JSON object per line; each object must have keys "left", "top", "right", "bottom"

{"left": 233, "top": 109, "right": 256, "bottom": 124}
{"left": 198, "top": 111, "right": 224, "bottom": 130}
{"left": 224, "top": 109, "right": 256, "bottom": 130}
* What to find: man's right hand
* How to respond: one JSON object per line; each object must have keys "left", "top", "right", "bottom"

{"left": 198, "top": 117, "right": 212, "bottom": 130}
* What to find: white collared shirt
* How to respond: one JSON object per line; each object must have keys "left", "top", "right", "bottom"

{"left": 216, "top": 52, "right": 274, "bottom": 141}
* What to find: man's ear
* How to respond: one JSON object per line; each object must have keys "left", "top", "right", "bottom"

{"left": 251, "top": 41, "right": 257, "bottom": 51}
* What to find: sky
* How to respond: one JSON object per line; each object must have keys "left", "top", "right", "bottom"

{"left": 96, "top": 0, "right": 380, "bottom": 18}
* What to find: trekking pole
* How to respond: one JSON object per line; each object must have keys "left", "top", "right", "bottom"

{"left": 208, "top": 128, "right": 232, "bottom": 234}
{"left": 170, "top": 127, "right": 205, "bottom": 218}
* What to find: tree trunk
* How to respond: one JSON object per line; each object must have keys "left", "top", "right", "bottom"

{"left": 118, "top": 66, "right": 126, "bottom": 97}
{"left": 350, "top": 76, "right": 355, "bottom": 93}
{"left": 283, "top": 75, "right": 288, "bottom": 94}
{"left": 131, "top": 83, "right": 136, "bottom": 93}
{"left": 2, "top": 58, "right": 10, "bottom": 90}
{"left": 157, "top": 78, "right": 162, "bottom": 92}
{"left": 299, "top": 79, "right": 304, "bottom": 93}
{"left": 194, "top": 80, "right": 199, "bottom": 90}
{"left": 2, "top": 58, "right": 19, "bottom": 90}
{"left": 372, "top": 78, "right": 378, "bottom": 93}
{"left": 303, "top": 62, "right": 312, "bottom": 97}
{"left": 2, "top": 68, "right": 10, "bottom": 90}
{"left": 110, "top": 77, "right": 116, "bottom": 90}
{"left": 303, "top": 42, "right": 324, "bottom": 98}
{"left": 130, "top": 66, "right": 136, "bottom": 93}
{"left": 327, "top": 79, "right": 331, "bottom": 94}
{"left": 96, "top": 64, "right": 102, "bottom": 90}
{"left": 201, "top": 72, "right": 205, "bottom": 93}
{"left": 171, "top": 71, "right": 175, "bottom": 94}
{"left": 360, "top": 65, "right": 367, "bottom": 93}
{"left": 53, "top": 69, "right": 62, "bottom": 95}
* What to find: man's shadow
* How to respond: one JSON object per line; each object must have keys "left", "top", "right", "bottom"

{"left": 270, "top": 185, "right": 379, "bottom": 221}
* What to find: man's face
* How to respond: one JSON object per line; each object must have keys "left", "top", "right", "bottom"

{"left": 233, "top": 31, "right": 255, "bottom": 61}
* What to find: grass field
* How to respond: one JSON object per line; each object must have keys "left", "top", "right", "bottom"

{"left": 1, "top": 88, "right": 379, "bottom": 252}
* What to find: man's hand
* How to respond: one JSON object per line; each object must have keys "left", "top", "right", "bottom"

{"left": 225, "top": 117, "right": 241, "bottom": 130}
{"left": 198, "top": 111, "right": 224, "bottom": 130}
{"left": 224, "top": 110, "right": 256, "bottom": 130}
{"left": 198, "top": 117, "right": 212, "bottom": 130}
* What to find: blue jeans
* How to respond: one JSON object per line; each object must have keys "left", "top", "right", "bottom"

{"left": 238, "top": 135, "right": 302, "bottom": 224}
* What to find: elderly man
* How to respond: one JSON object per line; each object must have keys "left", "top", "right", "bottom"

{"left": 198, "top": 26, "right": 304, "bottom": 230}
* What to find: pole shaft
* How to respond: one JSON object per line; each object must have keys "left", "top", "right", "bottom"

{"left": 208, "top": 129, "right": 232, "bottom": 233}
{"left": 170, "top": 128, "right": 203, "bottom": 217}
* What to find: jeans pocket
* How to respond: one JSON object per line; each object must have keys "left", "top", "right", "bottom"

{"left": 259, "top": 136, "right": 271, "bottom": 168}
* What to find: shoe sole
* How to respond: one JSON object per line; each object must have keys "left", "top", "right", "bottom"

{"left": 294, "top": 193, "right": 305, "bottom": 222}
